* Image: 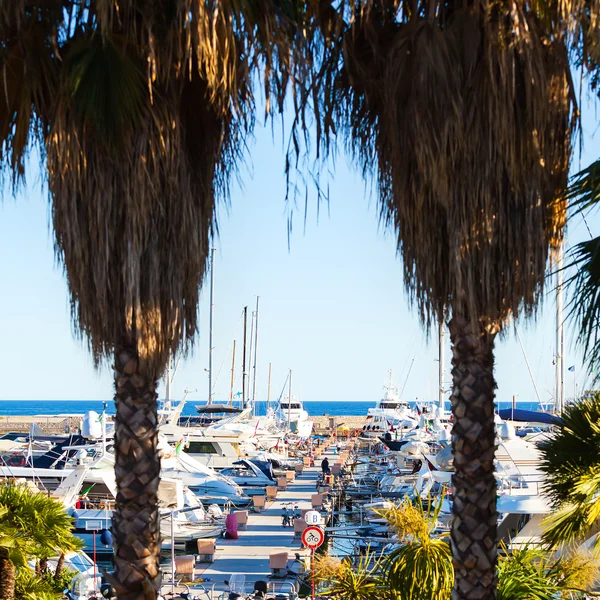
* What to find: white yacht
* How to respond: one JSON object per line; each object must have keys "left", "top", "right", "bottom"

{"left": 51, "top": 466, "right": 224, "bottom": 559}
{"left": 276, "top": 395, "right": 314, "bottom": 437}
{"left": 362, "top": 372, "right": 418, "bottom": 437}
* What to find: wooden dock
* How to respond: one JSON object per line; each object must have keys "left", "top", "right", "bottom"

{"left": 186, "top": 441, "right": 352, "bottom": 597}
{"left": 163, "top": 439, "right": 358, "bottom": 598}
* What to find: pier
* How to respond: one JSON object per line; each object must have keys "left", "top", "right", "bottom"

{"left": 174, "top": 439, "right": 356, "bottom": 598}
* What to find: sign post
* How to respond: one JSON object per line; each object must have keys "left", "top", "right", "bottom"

{"left": 301, "top": 526, "right": 325, "bottom": 600}
{"left": 311, "top": 547, "right": 315, "bottom": 600}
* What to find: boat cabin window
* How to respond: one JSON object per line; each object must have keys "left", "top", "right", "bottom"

{"left": 186, "top": 441, "right": 218, "bottom": 454}
{"left": 68, "top": 553, "right": 95, "bottom": 572}
{"left": 280, "top": 404, "right": 302, "bottom": 410}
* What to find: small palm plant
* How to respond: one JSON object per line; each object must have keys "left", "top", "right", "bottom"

{"left": 312, "top": 551, "right": 379, "bottom": 600}
{"left": 0, "top": 483, "right": 81, "bottom": 600}
{"left": 376, "top": 495, "right": 453, "bottom": 600}
{"left": 538, "top": 393, "right": 600, "bottom": 547}
{"left": 497, "top": 545, "right": 600, "bottom": 599}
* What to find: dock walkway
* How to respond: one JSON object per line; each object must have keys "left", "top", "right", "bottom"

{"left": 196, "top": 453, "right": 330, "bottom": 592}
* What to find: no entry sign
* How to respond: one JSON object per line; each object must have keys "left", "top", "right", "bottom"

{"left": 302, "top": 525, "right": 325, "bottom": 549}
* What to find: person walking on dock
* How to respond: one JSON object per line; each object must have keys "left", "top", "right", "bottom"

{"left": 321, "top": 456, "right": 330, "bottom": 475}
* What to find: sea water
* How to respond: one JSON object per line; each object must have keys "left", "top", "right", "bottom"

{"left": 0, "top": 399, "right": 540, "bottom": 417}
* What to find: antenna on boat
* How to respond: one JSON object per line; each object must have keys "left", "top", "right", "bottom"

{"left": 208, "top": 248, "right": 215, "bottom": 405}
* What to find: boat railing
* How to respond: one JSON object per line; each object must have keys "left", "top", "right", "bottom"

{"left": 76, "top": 495, "right": 115, "bottom": 510}
{"left": 501, "top": 473, "right": 545, "bottom": 496}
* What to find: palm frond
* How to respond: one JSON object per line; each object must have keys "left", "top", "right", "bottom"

{"left": 0, "top": 482, "right": 80, "bottom": 560}
{"left": 0, "top": 0, "right": 314, "bottom": 373}
{"left": 383, "top": 538, "right": 453, "bottom": 600}
{"left": 309, "top": 0, "right": 578, "bottom": 328}
{"left": 538, "top": 394, "right": 600, "bottom": 546}
{"left": 539, "top": 393, "right": 600, "bottom": 503}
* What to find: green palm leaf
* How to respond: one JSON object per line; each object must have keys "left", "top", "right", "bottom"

{"left": 0, "top": 482, "right": 81, "bottom": 560}
{"left": 539, "top": 394, "right": 600, "bottom": 546}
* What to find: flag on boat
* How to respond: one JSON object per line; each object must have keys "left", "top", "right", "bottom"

{"left": 568, "top": 365, "right": 575, "bottom": 372}
{"left": 175, "top": 439, "right": 183, "bottom": 455}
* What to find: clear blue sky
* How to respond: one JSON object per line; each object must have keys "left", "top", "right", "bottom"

{"left": 0, "top": 99, "right": 599, "bottom": 406}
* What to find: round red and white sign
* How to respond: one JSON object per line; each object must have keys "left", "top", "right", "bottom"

{"left": 301, "top": 525, "right": 325, "bottom": 549}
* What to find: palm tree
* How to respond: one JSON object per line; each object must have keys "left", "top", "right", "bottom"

{"left": 305, "top": 1, "right": 581, "bottom": 596}
{"left": 0, "top": 483, "right": 80, "bottom": 600}
{"left": 0, "top": 3, "right": 304, "bottom": 598}
{"left": 497, "top": 545, "right": 600, "bottom": 599}
{"left": 0, "top": 509, "right": 21, "bottom": 600}
{"left": 538, "top": 393, "right": 600, "bottom": 547}
{"left": 377, "top": 497, "right": 453, "bottom": 600}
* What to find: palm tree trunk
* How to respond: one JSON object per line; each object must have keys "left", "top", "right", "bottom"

{"left": 0, "top": 549, "right": 15, "bottom": 600}
{"left": 111, "top": 336, "right": 161, "bottom": 600}
{"left": 448, "top": 315, "right": 498, "bottom": 600}
{"left": 54, "top": 553, "right": 65, "bottom": 582}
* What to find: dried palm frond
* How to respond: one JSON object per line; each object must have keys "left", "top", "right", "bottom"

{"left": 314, "top": 0, "right": 578, "bottom": 327}
{"left": 0, "top": 0, "right": 311, "bottom": 373}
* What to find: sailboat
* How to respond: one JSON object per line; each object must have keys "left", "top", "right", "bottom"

{"left": 275, "top": 370, "right": 314, "bottom": 437}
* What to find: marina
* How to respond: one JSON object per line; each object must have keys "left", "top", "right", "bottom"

{"left": 0, "top": 394, "right": 583, "bottom": 599}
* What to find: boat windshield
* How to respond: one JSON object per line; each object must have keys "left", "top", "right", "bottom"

{"left": 380, "top": 402, "right": 406, "bottom": 409}
{"left": 280, "top": 404, "right": 302, "bottom": 410}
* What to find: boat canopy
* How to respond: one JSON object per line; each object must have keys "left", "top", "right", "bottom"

{"left": 497, "top": 409, "right": 561, "bottom": 425}
{"left": 195, "top": 404, "right": 243, "bottom": 414}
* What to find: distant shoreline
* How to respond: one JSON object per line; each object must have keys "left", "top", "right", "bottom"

{"left": 0, "top": 399, "right": 382, "bottom": 402}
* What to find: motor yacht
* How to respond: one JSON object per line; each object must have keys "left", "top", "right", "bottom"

{"left": 275, "top": 395, "right": 313, "bottom": 437}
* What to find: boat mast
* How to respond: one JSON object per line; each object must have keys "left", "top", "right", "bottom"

{"left": 252, "top": 296, "right": 260, "bottom": 410}
{"left": 208, "top": 247, "right": 215, "bottom": 405}
{"left": 248, "top": 310, "right": 255, "bottom": 410}
{"left": 267, "top": 362, "right": 272, "bottom": 413}
{"left": 439, "top": 316, "right": 445, "bottom": 412}
{"left": 102, "top": 400, "right": 107, "bottom": 458}
{"left": 400, "top": 359, "right": 414, "bottom": 399}
{"left": 165, "top": 354, "right": 172, "bottom": 408}
{"left": 242, "top": 306, "right": 248, "bottom": 407}
{"left": 229, "top": 340, "right": 236, "bottom": 405}
{"left": 556, "top": 243, "right": 565, "bottom": 414}
{"left": 288, "top": 369, "right": 292, "bottom": 430}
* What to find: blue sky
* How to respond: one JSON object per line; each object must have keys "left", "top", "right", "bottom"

{"left": 0, "top": 99, "right": 599, "bottom": 406}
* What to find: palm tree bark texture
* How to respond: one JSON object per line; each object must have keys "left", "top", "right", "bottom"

{"left": 111, "top": 337, "right": 161, "bottom": 600}
{"left": 0, "top": 548, "right": 15, "bottom": 600}
{"left": 449, "top": 315, "right": 498, "bottom": 600}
